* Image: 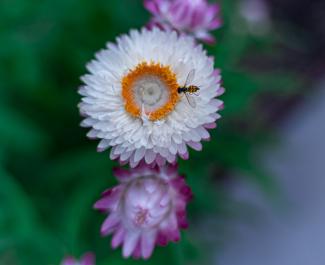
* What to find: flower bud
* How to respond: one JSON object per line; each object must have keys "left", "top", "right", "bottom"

{"left": 144, "top": 0, "right": 222, "bottom": 44}
{"left": 94, "top": 163, "right": 192, "bottom": 259}
{"left": 61, "top": 252, "right": 95, "bottom": 265}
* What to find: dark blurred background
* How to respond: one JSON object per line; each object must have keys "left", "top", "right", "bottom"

{"left": 0, "top": 0, "right": 324, "bottom": 264}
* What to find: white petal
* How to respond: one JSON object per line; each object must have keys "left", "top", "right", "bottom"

{"left": 122, "top": 231, "right": 140, "bottom": 258}
{"left": 145, "top": 149, "right": 156, "bottom": 164}
{"left": 141, "top": 230, "right": 157, "bottom": 259}
{"left": 97, "top": 139, "right": 111, "bottom": 152}
{"left": 133, "top": 147, "right": 145, "bottom": 163}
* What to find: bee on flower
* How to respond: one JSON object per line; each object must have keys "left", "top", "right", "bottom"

{"left": 79, "top": 28, "right": 224, "bottom": 168}
{"left": 177, "top": 69, "right": 200, "bottom": 108}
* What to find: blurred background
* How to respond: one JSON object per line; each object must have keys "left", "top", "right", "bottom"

{"left": 0, "top": 0, "right": 324, "bottom": 264}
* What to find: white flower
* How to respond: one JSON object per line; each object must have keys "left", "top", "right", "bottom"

{"left": 79, "top": 28, "right": 224, "bottom": 167}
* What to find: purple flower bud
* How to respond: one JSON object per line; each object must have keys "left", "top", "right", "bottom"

{"left": 61, "top": 252, "right": 95, "bottom": 265}
{"left": 144, "top": 0, "right": 222, "bottom": 44}
{"left": 94, "top": 163, "right": 193, "bottom": 259}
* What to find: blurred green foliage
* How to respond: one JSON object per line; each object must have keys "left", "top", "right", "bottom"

{"left": 0, "top": 0, "right": 302, "bottom": 264}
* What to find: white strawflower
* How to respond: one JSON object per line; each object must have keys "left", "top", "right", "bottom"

{"left": 79, "top": 28, "right": 224, "bottom": 167}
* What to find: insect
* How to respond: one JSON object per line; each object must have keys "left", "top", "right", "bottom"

{"left": 177, "top": 69, "right": 200, "bottom": 108}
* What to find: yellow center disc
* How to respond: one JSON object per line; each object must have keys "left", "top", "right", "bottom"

{"left": 121, "top": 62, "right": 179, "bottom": 121}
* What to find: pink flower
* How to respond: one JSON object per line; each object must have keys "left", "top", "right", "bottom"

{"left": 144, "top": 0, "right": 222, "bottom": 44}
{"left": 61, "top": 252, "right": 95, "bottom": 265}
{"left": 94, "top": 163, "right": 193, "bottom": 259}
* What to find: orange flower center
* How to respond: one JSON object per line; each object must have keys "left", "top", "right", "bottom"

{"left": 121, "top": 62, "right": 179, "bottom": 121}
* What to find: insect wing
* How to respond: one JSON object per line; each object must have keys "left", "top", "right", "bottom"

{"left": 193, "top": 89, "right": 200, "bottom": 96}
{"left": 185, "top": 93, "right": 196, "bottom": 108}
{"left": 184, "top": 69, "right": 195, "bottom": 87}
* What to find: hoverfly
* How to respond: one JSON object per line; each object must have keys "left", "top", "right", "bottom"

{"left": 177, "top": 69, "right": 200, "bottom": 108}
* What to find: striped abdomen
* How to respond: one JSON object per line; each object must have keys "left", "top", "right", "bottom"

{"left": 177, "top": 86, "right": 200, "bottom": 94}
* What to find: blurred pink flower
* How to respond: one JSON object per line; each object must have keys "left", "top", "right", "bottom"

{"left": 61, "top": 252, "right": 95, "bottom": 265}
{"left": 239, "top": 0, "right": 271, "bottom": 35}
{"left": 94, "top": 163, "right": 192, "bottom": 259}
{"left": 144, "top": 0, "right": 222, "bottom": 44}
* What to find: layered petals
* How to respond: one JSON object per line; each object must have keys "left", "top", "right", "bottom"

{"left": 144, "top": 0, "right": 222, "bottom": 44}
{"left": 79, "top": 28, "right": 224, "bottom": 167}
{"left": 94, "top": 163, "right": 192, "bottom": 259}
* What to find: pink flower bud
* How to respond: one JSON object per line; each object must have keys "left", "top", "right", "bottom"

{"left": 61, "top": 252, "right": 95, "bottom": 265}
{"left": 144, "top": 0, "right": 222, "bottom": 44}
{"left": 94, "top": 163, "right": 192, "bottom": 259}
